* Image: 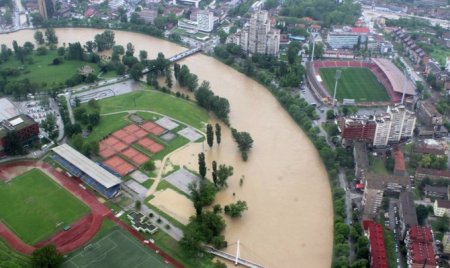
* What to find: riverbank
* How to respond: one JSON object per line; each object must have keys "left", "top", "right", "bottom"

{"left": 1, "top": 28, "right": 333, "bottom": 267}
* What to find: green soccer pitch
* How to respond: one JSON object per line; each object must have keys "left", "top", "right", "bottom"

{"left": 0, "top": 169, "right": 89, "bottom": 244}
{"left": 319, "top": 67, "right": 390, "bottom": 102}
{"left": 63, "top": 228, "right": 167, "bottom": 268}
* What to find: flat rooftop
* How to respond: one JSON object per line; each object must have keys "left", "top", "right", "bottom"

{"left": 0, "top": 98, "right": 19, "bottom": 121}
{"left": 52, "top": 144, "right": 121, "bottom": 188}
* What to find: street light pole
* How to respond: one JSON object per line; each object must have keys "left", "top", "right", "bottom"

{"left": 310, "top": 34, "right": 316, "bottom": 62}
{"left": 332, "top": 69, "right": 342, "bottom": 107}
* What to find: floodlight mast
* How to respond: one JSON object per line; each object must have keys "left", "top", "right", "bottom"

{"left": 332, "top": 69, "right": 342, "bottom": 107}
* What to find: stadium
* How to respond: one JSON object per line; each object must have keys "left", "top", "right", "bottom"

{"left": 306, "top": 58, "right": 416, "bottom": 106}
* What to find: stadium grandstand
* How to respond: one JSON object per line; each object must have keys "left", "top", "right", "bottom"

{"left": 51, "top": 144, "right": 121, "bottom": 199}
{"left": 306, "top": 59, "right": 416, "bottom": 105}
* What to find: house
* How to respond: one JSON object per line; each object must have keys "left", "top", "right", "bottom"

{"left": 424, "top": 185, "right": 447, "bottom": 199}
{"left": 365, "top": 221, "right": 388, "bottom": 268}
{"left": 417, "top": 101, "right": 443, "bottom": 127}
{"left": 405, "top": 226, "right": 436, "bottom": 268}
{"left": 398, "top": 192, "right": 418, "bottom": 239}
{"left": 393, "top": 149, "right": 406, "bottom": 176}
{"left": 413, "top": 139, "right": 446, "bottom": 156}
{"left": 362, "top": 173, "right": 409, "bottom": 219}
{"left": 415, "top": 168, "right": 450, "bottom": 181}
{"left": 434, "top": 199, "right": 450, "bottom": 217}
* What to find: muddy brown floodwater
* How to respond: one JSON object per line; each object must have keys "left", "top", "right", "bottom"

{"left": 1, "top": 28, "right": 333, "bottom": 267}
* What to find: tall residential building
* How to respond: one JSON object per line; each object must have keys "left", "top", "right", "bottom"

{"left": 38, "top": 0, "right": 55, "bottom": 19}
{"left": 238, "top": 9, "right": 280, "bottom": 56}
{"left": 197, "top": 10, "right": 214, "bottom": 32}
{"left": 340, "top": 105, "right": 416, "bottom": 146}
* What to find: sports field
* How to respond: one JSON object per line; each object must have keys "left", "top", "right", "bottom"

{"left": 0, "top": 169, "right": 89, "bottom": 244}
{"left": 62, "top": 228, "right": 167, "bottom": 268}
{"left": 319, "top": 67, "right": 390, "bottom": 102}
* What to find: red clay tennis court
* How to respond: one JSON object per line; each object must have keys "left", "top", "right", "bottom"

{"left": 121, "top": 134, "right": 139, "bottom": 145}
{"left": 121, "top": 148, "right": 149, "bottom": 165}
{"left": 103, "top": 156, "right": 135, "bottom": 176}
{"left": 99, "top": 148, "right": 115, "bottom": 159}
{"left": 138, "top": 137, "right": 155, "bottom": 147}
{"left": 134, "top": 129, "right": 148, "bottom": 138}
{"left": 123, "top": 124, "right": 141, "bottom": 134}
{"left": 141, "top": 121, "right": 165, "bottom": 136}
{"left": 137, "top": 137, "right": 165, "bottom": 154}
{"left": 103, "top": 136, "right": 120, "bottom": 146}
{"left": 112, "top": 129, "right": 129, "bottom": 140}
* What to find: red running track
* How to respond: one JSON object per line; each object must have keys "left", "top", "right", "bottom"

{"left": 0, "top": 161, "right": 185, "bottom": 268}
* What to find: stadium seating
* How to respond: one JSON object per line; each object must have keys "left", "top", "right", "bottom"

{"left": 51, "top": 154, "right": 121, "bottom": 199}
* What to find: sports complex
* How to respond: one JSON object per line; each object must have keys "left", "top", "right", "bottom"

{"left": 0, "top": 159, "right": 183, "bottom": 267}
{"left": 306, "top": 58, "right": 416, "bottom": 106}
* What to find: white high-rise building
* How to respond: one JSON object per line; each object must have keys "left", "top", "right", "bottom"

{"left": 373, "top": 115, "right": 392, "bottom": 146}
{"left": 197, "top": 10, "right": 214, "bottom": 32}
{"left": 373, "top": 105, "right": 416, "bottom": 146}
{"left": 238, "top": 9, "right": 280, "bottom": 56}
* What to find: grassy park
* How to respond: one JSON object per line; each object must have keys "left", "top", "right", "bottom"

{"left": 320, "top": 67, "right": 390, "bottom": 102}
{"left": 1, "top": 50, "right": 101, "bottom": 89}
{"left": 0, "top": 169, "right": 89, "bottom": 244}
{"left": 96, "top": 88, "right": 209, "bottom": 129}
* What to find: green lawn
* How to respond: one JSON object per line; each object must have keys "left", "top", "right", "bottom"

{"left": 62, "top": 228, "right": 167, "bottom": 268}
{"left": 369, "top": 156, "right": 391, "bottom": 175}
{"left": 320, "top": 67, "right": 390, "bottom": 102}
{"left": 84, "top": 112, "right": 129, "bottom": 143}
{"left": 97, "top": 88, "right": 209, "bottom": 129}
{"left": 0, "top": 169, "right": 90, "bottom": 244}
{"left": 1, "top": 50, "right": 101, "bottom": 89}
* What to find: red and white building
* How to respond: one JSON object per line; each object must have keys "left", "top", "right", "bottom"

{"left": 405, "top": 226, "right": 436, "bottom": 268}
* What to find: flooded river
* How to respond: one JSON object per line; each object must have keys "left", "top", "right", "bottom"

{"left": 1, "top": 28, "right": 333, "bottom": 267}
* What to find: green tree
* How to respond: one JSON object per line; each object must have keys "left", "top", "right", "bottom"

{"left": 206, "top": 124, "right": 214, "bottom": 147}
{"left": 216, "top": 164, "right": 233, "bottom": 188}
{"left": 143, "top": 159, "right": 156, "bottom": 172}
{"left": 215, "top": 124, "right": 221, "bottom": 145}
{"left": 231, "top": 128, "right": 254, "bottom": 159}
{"left": 218, "top": 29, "right": 228, "bottom": 44}
{"left": 198, "top": 152, "right": 206, "bottom": 178}
{"left": 165, "top": 71, "right": 173, "bottom": 88}
{"left": 173, "top": 63, "right": 180, "bottom": 80}
{"left": 135, "top": 200, "right": 142, "bottom": 210}
{"left": 139, "top": 50, "right": 148, "bottom": 61}
{"left": 189, "top": 180, "right": 216, "bottom": 216}
{"left": 34, "top": 30, "right": 45, "bottom": 45}
{"left": 224, "top": 200, "right": 248, "bottom": 217}
{"left": 44, "top": 28, "right": 58, "bottom": 45}
{"left": 326, "top": 110, "right": 335, "bottom": 120}
{"left": 212, "top": 160, "right": 218, "bottom": 185}
{"left": 31, "top": 245, "right": 63, "bottom": 268}
{"left": 130, "top": 63, "right": 144, "bottom": 81}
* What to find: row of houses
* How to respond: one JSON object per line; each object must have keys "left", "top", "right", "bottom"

{"left": 391, "top": 28, "right": 429, "bottom": 66}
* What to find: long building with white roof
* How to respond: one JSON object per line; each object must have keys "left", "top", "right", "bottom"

{"left": 52, "top": 144, "right": 121, "bottom": 198}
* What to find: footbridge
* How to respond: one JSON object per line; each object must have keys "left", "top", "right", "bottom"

{"left": 203, "top": 241, "right": 264, "bottom": 268}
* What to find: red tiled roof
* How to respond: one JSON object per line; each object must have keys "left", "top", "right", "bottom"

{"left": 394, "top": 149, "right": 406, "bottom": 172}
{"left": 408, "top": 226, "right": 436, "bottom": 267}
{"left": 352, "top": 27, "right": 370, "bottom": 34}
{"left": 367, "top": 221, "right": 388, "bottom": 268}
